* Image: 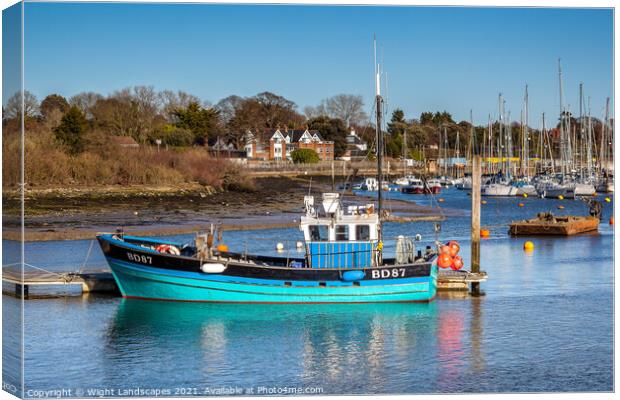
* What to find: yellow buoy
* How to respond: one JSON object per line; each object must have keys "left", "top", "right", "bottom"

{"left": 523, "top": 241, "right": 534, "bottom": 251}
{"left": 216, "top": 244, "right": 229, "bottom": 252}
{"left": 605, "top": 197, "right": 611, "bottom": 203}
{"left": 523, "top": 193, "right": 528, "bottom": 198}
{"left": 558, "top": 195, "right": 564, "bottom": 200}
{"left": 481, "top": 200, "right": 487, "bottom": 205}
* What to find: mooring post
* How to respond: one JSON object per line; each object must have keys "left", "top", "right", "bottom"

{"left": 470, "top": 155, "right": 483, "bottom": 296}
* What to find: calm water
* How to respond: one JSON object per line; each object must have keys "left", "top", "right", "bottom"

{"left": 3, "top": 188, "right": 614, "bottom": 395}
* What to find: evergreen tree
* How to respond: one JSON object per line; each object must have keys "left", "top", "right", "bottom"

{"left": 54, "top": 106, "right": 88, "bottom": 154}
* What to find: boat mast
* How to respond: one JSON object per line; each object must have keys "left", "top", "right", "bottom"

{"left": 524, "top": 84, "right": 529, "bottom": 179}
{"left": 558, "top": 58, "right": 566, "bottom": 177}
{"left": 374, "top": 37, "right": 384, "bottom": 224}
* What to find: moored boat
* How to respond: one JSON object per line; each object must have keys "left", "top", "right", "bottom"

{"left": 508, "top": 212, "right": 599, "bottom": 236}
{"left": 97, "top": 193, "right": 438, "bottom": 303}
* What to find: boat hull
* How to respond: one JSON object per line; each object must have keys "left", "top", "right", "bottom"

{"left": 98, "top": 235, "right": 438, "bottom": 304}
{"left": 107, "top": 259, "right": 437, "bottom": 303}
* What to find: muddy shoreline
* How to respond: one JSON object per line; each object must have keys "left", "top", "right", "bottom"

{"left": 3, "top": 176, "right": 454, "bottom": 241}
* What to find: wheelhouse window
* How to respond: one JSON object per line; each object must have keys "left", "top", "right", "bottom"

{"left": 335, "top": 225, "right": 349, "bottom": 241}
{"left": 356, "top": 225, "right": 370, "bottom": 241}
{"left": 309, "top": 225, "right": 328, "bottom": 241}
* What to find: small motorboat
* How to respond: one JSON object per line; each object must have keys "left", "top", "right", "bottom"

{"left": 401, "top": 178, "right": 424, "bottom": 194}
{"left": 424, "top": 178, "right": 442, "bottom": 194}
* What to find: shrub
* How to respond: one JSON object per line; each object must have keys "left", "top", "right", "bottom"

{"left": 291, "top": 148, "right": 320, "bottom": 164}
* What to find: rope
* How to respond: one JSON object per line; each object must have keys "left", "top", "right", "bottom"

{"left": 79, "top": 240, "right": 95, "bottom": 275}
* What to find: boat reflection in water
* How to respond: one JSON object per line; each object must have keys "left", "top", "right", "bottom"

{"left": 105, "top": 299, "right": 444, "bottom": 393}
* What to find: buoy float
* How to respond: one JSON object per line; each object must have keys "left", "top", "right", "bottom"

{"left": 201, "top": 263, "right": 227, "bottom": 274}
{"left": 605, "top": 197, "right": 611, "bottom": 203}
{"left": 523, "top": 241, "right": 534, "bottom": 251}
{"left": 447, "top": 241, "right": 460, "bottom": 257}
{"left": 341, "top": 270, "right": 365, "bottom": 282}
{"left": 558, "top": 195, "right": 564, "bottom": 200}
{"left": 522, "top": 193, "right": 528, "bottom": 198}
{"left": 480, "top": 229, "right": 490, "bottom": 238}
{"left": 557, "top": 205, "right": 565, "bottom": 210}
{"left": 481, "top": 200, "right": 487, "bottom": 205}
{"left": 592, "top": 192, "right": 597, "bottom": 197}
{"left": 296, "top": 241, "right": 304, "bottom": 250}
{"left": 518, "top": 202, "right": 525, "bottom": 207}
{"left": 450, "top": 255, "right": 464, "bottom": 271}
{"left": 610, "top": 216, "right": 614, "bottom": 225}
{"left": 415, "top": 234, "right": 422, "bottom": 241}
{"left": 216, "top": 244, "right": 229, "bottom": 252}
{"left": 437, "top": 253, "right": 453, "bottom": 269}
{"left": 276, "top": 242, "right": 284, "bottom": 251}
{"left": 440, "top": 245, "right": 451, "bottom": 255}
{"left": 438, "top": 198, "right": 445, "bottom": 203}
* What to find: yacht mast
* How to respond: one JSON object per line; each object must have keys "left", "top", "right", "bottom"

{"left": 374, "top": 37, "right": 384, "bottom": 223}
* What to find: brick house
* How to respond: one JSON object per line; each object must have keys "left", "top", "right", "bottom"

{"left": 244, "top": 128, "right": 334, "bottom": 161}
{"left": 340, "top": 128, "right": 368, "bottom": 161}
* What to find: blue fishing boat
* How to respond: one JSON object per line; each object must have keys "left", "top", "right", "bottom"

{"left": 96, "top": 40, "right": 438, "bottom": 303}
{"left": 97, "top": 191, "right": 437, "bottom": 303}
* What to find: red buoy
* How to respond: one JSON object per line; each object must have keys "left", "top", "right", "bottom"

{"left": 447, "top": 241, "right": 460, "bottom": 257}
{"left": 450, "top": 255, "right": 464, "bottom": 271}
{"left": 437, "top": 253, "right": 453, "bottom": 269}
{"left": 440, "top": 245, "right": 451, "bottom": 255}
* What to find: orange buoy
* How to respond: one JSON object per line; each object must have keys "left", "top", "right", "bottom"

{"left": 557, "top": 205, "right": 565, "bottom": 210}
{"left": 447, "top": 240, "right": 460, "bottom": 257}
{"left": 523, "top": 241, "right": 535, "bottom": 251}
{"left": 437, "top": 253, "right": 453, "bottom": 269}
{"left": 440, "top": 245, "right": 451, "bottom": 255}
{"left": 481, "top": 200, "right": 487, "bottom": 205}
{"left": 480, "top": 229, "right": 490, "bottom": 238}
{"left": 216, "top": 244, "right": 229, "bottom": 252}
{"left": 450, "top": 255, "right": 464, "bottom": 271}
{"left": 518, "top": 202, "right": 525, "bottom": 207}
{"left": 592, "top": 192, "right": 598, "bottom": 197}
{"left": 438, "top": 198, "right": 445, "bottom": 203}
{"left": 610, "top": 216, "right": 614, "bottom": 225}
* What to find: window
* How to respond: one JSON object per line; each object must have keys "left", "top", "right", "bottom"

{"left": 309, "top": 225, "right": 328, "bottom": 241}
{"left": 336, "top": 225, "right": 349, "bottom": 241}
{"left": 356, "top": 225, "right": 370, "bottom": 241}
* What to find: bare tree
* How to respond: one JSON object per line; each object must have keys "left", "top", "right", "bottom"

{"left": 325, "top": 94, "right": 367, "bottom": 127}
{"left": 303, "top": 103, "right": 328, "bottom": 119}
{"left": 159, "top": 90, "right": 201, "bottom": 122}
{"left": 215, "top": 95, "right": 244, "bottom": 124}
{"left": 4, "top": 90, "right": 39, "bottom": 119}
{"left": 69, "top": 91, "right": 103, "bottom": 118}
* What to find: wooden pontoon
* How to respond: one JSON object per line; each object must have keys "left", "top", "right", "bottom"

{"left": 509, "top": 212, "right": 599, "bottom": 236}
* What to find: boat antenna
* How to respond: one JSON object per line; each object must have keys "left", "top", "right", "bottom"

{"left": 374, "top": 36, "right": 384, "bottom": 229}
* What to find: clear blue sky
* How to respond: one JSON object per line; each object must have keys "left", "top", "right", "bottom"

{"left": 7, "top": 3, "right": 615, "bottom": 125}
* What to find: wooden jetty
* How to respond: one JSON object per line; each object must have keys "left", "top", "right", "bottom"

{"left": 437, "top": 270, "right": 487, "bottom": 291}
{"left": 2, "top": 268, "right": 118, "bottom": 299}
{"left": 2, "top": 267, "right": 485, "bottom": 299}
{"left": 509, "top": 213, "right": 599, "bottom": 236}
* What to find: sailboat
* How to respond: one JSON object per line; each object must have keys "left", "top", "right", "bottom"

{"left": 513, "top": 85, "right": 537, "bottom": 196}
{"left": 95, "top": 40, "right": 438, "bottom": 304}
{"left": 482, "top": 94, "right": 518, "bottom": 196}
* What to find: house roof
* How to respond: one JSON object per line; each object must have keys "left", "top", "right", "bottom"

{"left": 245, "top": 128, "right": 326, "bottom": 143}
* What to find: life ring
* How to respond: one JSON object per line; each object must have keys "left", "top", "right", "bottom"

{"left": 155, "top": 244, "right": 180, "bottom": 255}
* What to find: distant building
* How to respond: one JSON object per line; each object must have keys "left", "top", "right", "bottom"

{"left": 244, "top": 128, "right": 334, "bottom": 161}
{"left": 208, "top": 136, "right": 245, "bottom": 158}
{"left": 339, "top": 128, "right": 368, "bottom": 161}
{"left": 110, "top": 136, "right": 139, "bottom": 148}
